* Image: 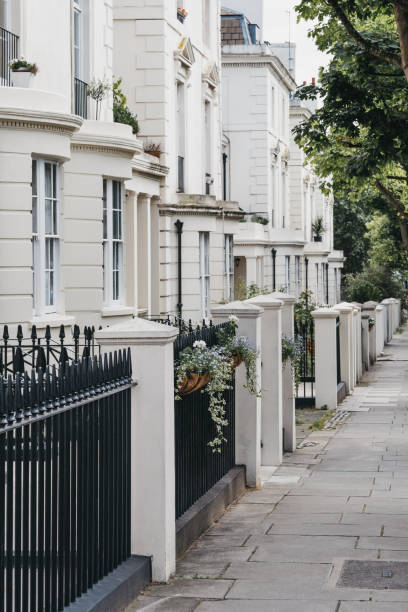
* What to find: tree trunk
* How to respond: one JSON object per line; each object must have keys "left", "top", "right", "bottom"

{"left": 394, "top": 1, "right": 408, "bottom": 81}
{"left": 399, "top": 220, "right": 408, "bottom": 251}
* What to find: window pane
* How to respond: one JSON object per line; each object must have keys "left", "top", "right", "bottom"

{"left": 32, "top": 198, "right": 37, "bottom": 234}
{"left": 32, "top": 160, "right": 37, "bottom": 196}
{"left": 103, "top": 179, "right": 107, "bottom": 240}
{"left": 45, "top": 163, "right": 52, "bottom": 198}
{"left": 45, "top": 200, "right": 52, "bottom": 234}
{"left": 53, "top": 201, "right": 58, "bottom": 235}
{"left": 113, "top": 181, "right": 122, "bottom": 209}
{"left": 113, "top": 210, "right": 118, "bottom": 239}
{"left": 52, "top": 163, "right": 57, "bottom": 199}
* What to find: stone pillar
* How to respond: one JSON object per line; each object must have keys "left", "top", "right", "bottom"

{"left": 95, "top": 318, "right": 179, "bottom": 582}
{"left": 211, "top": 302, "right": 263, "bottom": 488}
{"left": 362, "top": 301, "right": 378, "bottom": 365}
{"left": 381, "top": 299, "right": 393, "bottom": 343}
{"left": 361, "top": 313, "right": 370, "bottom": 370}
{"left": 375, "top": 305, "right": 385, "bottom": 356}
{"left": 268, "top": 291, "right": 297, "bottom": 452}
{"left": 312, "top": 308, "right": 340, "bottom": 411}
{"left": 352, "top": 305, "right": 362, "bottom": 383}
{"left": 334, "top": 302, "right": 354, "bottom": 394}
{"left": 247, "top": 294, "right": 283, "bottom": 465}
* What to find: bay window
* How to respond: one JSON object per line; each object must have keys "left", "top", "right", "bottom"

{"left": 103, "top": 179, "right": 124, "bottom": 305}
{"left": 199, "top": 232, "right": 210, "bottom": 319}
{"left": 224, "top": 234, "right": 234, "bottom": 301}
{"left": 32, "top": 159, "right": 60, "bottom": 315}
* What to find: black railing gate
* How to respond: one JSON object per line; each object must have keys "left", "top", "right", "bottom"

{"left": 294, "top": 317, "right": 315, "bottom": 408}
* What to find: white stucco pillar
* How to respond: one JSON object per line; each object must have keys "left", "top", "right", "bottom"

{"left": 95, "top": 318, "right": 178, "bottom": 582}
{"left": 334, "top": 303, "right": 354, "bottom": 394}
{"left": 268, "top": 291, "right": 297, "bottom": 452}
{"left": 247, "top": 294, "right": 284, "bottom": 465}
{"left": 381, "top": 299, "right": 393, "bottom": 343}
{"left": 312, "top": 308, "right": 340, "bottom": 411}
{"left": 375, "top": 305, "right": 385, "bottom": 356}
{"left": 361, "top": 313, "right": 370, "bottom": 370}
{"left": 211, "top": 301, "right": 263, "bottom": 488}
{"left": 352, "top": 305, "right": 362, "bottom": 383}
{"left": 137, "top": 194, "right": 152, "bottom": 315}
{"left": 246, "top": 256, "right": 258, "bottom": 286}
{"left": 362, "top": 301, "right": 378, "bottom": 365}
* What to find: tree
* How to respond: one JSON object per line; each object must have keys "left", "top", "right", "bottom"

{"left": 293, "top": 16, "right": 408, "bottom": 250}
{"left": 366, "top": 212, "right": 408, "bottom": 273}
{"left": 333, "top": 198, "right": 369, "bottom": 275}
{"left": 295, "top": 0, "right": 408, "bottom": 81}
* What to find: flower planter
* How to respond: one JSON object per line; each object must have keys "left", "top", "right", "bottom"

{"left": 231, "top": 354, "right": 243, "bottom": 369}
{"left": 313, "top": 235, "right": 323, "bottom": 242}
{"left": 178, "top": 371, "right": 210, "bottom": 396}
{"left": 12, "top": 70, "right": 33, "bottom": 88}
{"left": 177, "top": 12, "right": 186, "bottom": 23}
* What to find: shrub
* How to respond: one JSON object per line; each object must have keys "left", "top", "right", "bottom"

{"left": 343, "top": 267, "right": 406, "bottom": 304}
{"left": 113, "top": 78, "right": 139, "bottom": 135}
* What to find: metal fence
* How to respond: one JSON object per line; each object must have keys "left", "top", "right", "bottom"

{"left": 0, "top": 324, "right": 98, "bottom": 377}
{"left": 294, "top": 317, "right": 315, "bottom": 408}
{"left": 0, "top": 350, "right": 132, "bottom": 611}
{"left": 174, "top": 322, "right": 235, "bottom": 520}
{"left": 74, "top": 77, "right": 88, "bottom": 119}
{"left": 0, "top": 26, "right": 19, "bottom": 86}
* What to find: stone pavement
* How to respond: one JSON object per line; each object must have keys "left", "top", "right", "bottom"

{"left": 129, "top": 328, "right": 408, "bottom": 611}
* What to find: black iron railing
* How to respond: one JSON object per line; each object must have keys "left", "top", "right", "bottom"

{"left": 174, "top": 321, "right": 235, "bottom": 520}
{"left": 0, "top": 350, "right": 132, "bottom": 611}
{"left": 294, "top": 317, "right": 315, "bottom": 408}
{"left": 336, "top": 316, "right": 341, "bottom": 385}
{"left": 0, "top": 26, "right": 19, "bottom": 86}
{"left": 0, "top": 324, "right": 98, "bottom": 377}
{"left": 74, "top": 77, "right": 88, "bottom": 119}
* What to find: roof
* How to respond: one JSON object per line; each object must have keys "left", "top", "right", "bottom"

{"left": 221, "top": 7, "right": 257, "bottom": 47}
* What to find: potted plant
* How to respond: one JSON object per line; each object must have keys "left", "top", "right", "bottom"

{"left": 312, "top": 216, "right": 326, "bottom": 242}
{"left": 9, "top": 58, "right": 38, "bottom": 88}
{"left": 251, "top": 214, "right": 269, "bottom": 226}
{"left": 177, "top": 7, "right": 188, "bottom": 23}
{"left": 87, "top": 78, "right": 111, "bottom": 120}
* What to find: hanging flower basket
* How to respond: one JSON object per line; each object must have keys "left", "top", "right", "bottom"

{"left": 177, "top": 7, "right": 187, "bottom": 22}
{"left": 178, "top": 370, "right": 210, "bottom": 396}
{"left": 231, "top": 354, "right": 243, "bottom": 369}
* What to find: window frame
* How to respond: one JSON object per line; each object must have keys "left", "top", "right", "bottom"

{"left": 224, "top": 234, "right": 234, "bottom": 302}
{"left": 103, "top": 178, "right": 125, "bottom": 307}
{"left": 199, "top": 231, "right": 210, "bottom": 319}
{"left": 73, "top": 0, "right": 83, "bottom": 79}
{"left": 32, "top": 158, "right": 61, "bottom": 316}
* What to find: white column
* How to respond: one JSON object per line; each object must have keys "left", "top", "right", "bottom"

{"left": 361, "top": 313, "right": 370, "bottom": 370}
{"left": 211, "top": 301, "right": 263, "bottom": 488}
{"left": 362, "top": 301, "right": 378, "bottom": 365}
{"left": 247, "top": 295, "right": 284, "bottom": 465}
{"left": 95, "top": 319, "right": 178, "bottom": 582}
{"left": 268, "top": 291, "right": 297, "bottom": 452}
{"left": 137, "top": 194, "right": 152, "bottom": 315}
{"left": 352, "top": 305, "right": 362, "bottom": 383}
{"left": 312, "top": 308, "right": 340, "bottom": 411}
{"left": 375, "top": 305, "right": 385, "bottom": 356}
{"left": 246, "top": 256, "right": 258, "bottom": 286}
{"left": 334, "top": 303, "right": 354, "bottom": 394}
{"left": 381, "top": 299, "right": 393, "bottom": 343}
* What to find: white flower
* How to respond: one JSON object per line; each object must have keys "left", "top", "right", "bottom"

{"left": 229, "top": 315, "right": 239, "bottom": 324}
{"left": 193, "top": 340, "right": 207, "bottom": 350}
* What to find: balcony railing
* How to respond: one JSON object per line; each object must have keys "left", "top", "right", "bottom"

{"left": 0, "top": 26, "right": 19, "bottom": 86}
{"left": 74, "top": 76, "right": 88, "bottom": 119}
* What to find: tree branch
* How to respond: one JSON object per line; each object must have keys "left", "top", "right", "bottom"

{"left": 374, "top": 178, "right": 408, "bottom": 220}
{"left": 387, "top": 175, "right": 408, "bottom": 182}
{"left": 326, "top": 0, "right": 402, "bottom": 68}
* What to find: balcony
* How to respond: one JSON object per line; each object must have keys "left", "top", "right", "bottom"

{"left": 74, "top": 76, "right": 88, "bottom": 119}
{"left": 0, "top": 26, "right": 19, "bottom": 86}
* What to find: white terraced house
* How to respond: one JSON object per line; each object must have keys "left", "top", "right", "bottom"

{"left": 221, "top": 1, "right": 344, "bottom": 304}
{"left": 113, "top": 0, "right": 244, "bottom": 323}
{"left": 0, "top": 0, "right": 170, "bottom": 335}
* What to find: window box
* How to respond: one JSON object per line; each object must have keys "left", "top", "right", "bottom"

{"left": 177, "top": 8, "right": 187, "bottom": 23}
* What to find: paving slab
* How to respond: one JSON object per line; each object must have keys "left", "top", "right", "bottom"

{"left": 197, "top": 601, "right": 338, "bottom": 612}
{"left": 340, "top": 604, "right": 408, "bottom": 611}
{"left": 146, "top": 579, "right": 234, "bottom": 599}
{"left": 129, "top": 596, "right": 201, "bottom": 610}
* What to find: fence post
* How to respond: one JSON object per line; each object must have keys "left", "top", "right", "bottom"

{"left": 362, "top": 301, "right": 378, "bottom": 365}
{"left": 95, "top": 318, "right": 179, "bottom": 582}
{"left": 268, "top": 291, "right": 297, "bottom": 452}
{"left": 312, "top": 308, "right": 340, "bottom": 410}
{"left": 361, "top": 313, "right": 370, "bottom": 370}
{"left": 246, "top": 295, "right": 284, "bottom": 464}
{"left": 375, "top": 305, "right": 385, "bottom": 356}
{"left": 381, "top": 299, "right": 393, "bottom": 343}
{"left": 352, "top": 305, "right": 362, "bottom": 383}
{"left": 211, "top": 302, "right": 263, "bottom": 488}
{"left": 334, "top": 303, "right": 354, "bottom": 394}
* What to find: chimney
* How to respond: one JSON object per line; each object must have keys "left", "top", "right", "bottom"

{"left": 312, "top": 77, "right": 316, "bottom": 85}
{"left": 302, "top": 80, "right": 306, "bottom": 85}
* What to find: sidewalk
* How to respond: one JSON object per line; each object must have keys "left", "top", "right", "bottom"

{"left": 130, "top": 328, "right": 408, "bottom": 612}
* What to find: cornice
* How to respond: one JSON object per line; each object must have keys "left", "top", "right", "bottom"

{"left": 222, "top": 54, "right": 296, "bottom": 91}
{"left": 159, "top": 204, "right": 244, "bottom": 219}
{"left": 71, "top": 131, "right": 142, "bottom": 157}
{"left": 0, "top": 107, "right": 82, "bottom": 134}
{"left": 132, "top": 157, "right": 169, "bottom": 178}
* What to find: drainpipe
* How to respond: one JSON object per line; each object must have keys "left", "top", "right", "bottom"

{"left": 305, "top": 257, "right": 309, "bottom": 300}
{"left": 271, "top": 248, "right": 277, "bottom": 291}
{"left": 175, "top": 219, "right": 184, "bottom": 325}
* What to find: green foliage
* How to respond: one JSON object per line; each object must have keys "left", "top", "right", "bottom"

{"left": 235, "top": 281, "right": 270, "bottom": 301}
{"left": 113, "top": 78, "right": 139, "bottom": 135}
{"left": 311, "top": 216, "right": 326, "bottom": 237}
{"left": 294, "top": 290, "right": 316, "bottom": 324}
{"left": 251, "top": 215, "right": 269, "bottom": 225}
{"left": 9, "top": 58, "right": 38, "bottom": 74}
{"left": 366, "top": 213, "right": 408, "bottom": 272}
{"left": 343, "top": 267, "right": 406, "bottom": 303}
{"left": 282, "top": 336, "right": 303, "bottom": 391}
{"left": 333, "top": 198, "right": 369, "bottom": 275}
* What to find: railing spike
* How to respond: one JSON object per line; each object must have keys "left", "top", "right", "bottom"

{"left": 16, "top": 324, "right": 23, "bottom": 344}
{"left": 45, "top": 325, "right": 51, "bottom": 341}
{"left": 3, "top": 325, "right": 9, "bottom": 342}
{"left": 23, "top": 372, "right": 31, "bottom": 417}
{"left": 31, "top": 324, "right": 37, "bottom": 340}
{"left": 31, "top": 368, "right": 39, "bottom": 416}
{"left": 15, "top": 372, "right": 23, "bottom": 421}
{"left": 59, "top": 324, "right": 65, "bottom": 340}
{"left": 0, "top": 376, "right": 7, "bottom": 427}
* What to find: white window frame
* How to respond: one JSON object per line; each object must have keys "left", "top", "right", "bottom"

{"left": 32, "top": 159, "right": 60, "bottom": 316}
{"left": 224, "top": 234, "right": 234, "bottom": 302}
{"left": 315, "top": 263, "right": 319, "bottom": 299}
{"left": 285, "top": 255, "right": 291, "bottom": 292}
{"left": 199, "top": 232, "right": 210, "bottom": 320}
{"left": 73, "top": 0, "right": 83, "bottom": 79}
{"left": 103, "top": 179, "right": 124, "bottom": 306}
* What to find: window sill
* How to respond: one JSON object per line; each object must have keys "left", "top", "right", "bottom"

{"left": 101, "top": 306, "right": 136, "bottom": 318}
{"left": 29, "top": 314, "right": 75, "bottom": 330}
